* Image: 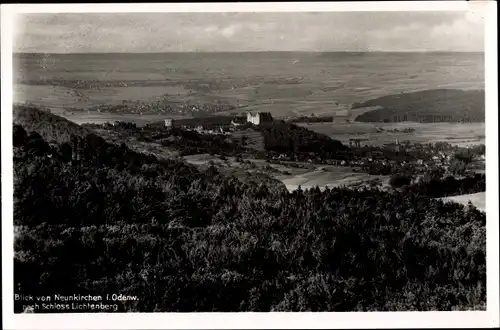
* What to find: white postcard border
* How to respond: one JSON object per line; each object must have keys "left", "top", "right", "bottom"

{"left": 1, "top": 2, "right": 498, "bottom": 329}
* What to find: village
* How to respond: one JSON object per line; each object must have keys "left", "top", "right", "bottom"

{"left": 266, "top": 141, "right": 484, "bottom": 178}
{"left": 96, "top": 110, "right": 485, "bottom": 184}
{"left": 88, "top": 99, "right": 237, "bottom": 116}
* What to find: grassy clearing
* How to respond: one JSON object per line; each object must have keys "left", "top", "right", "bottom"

{"left": 280, "top": 166, "right": 389, "bottom": 191}
{"left": 183, "top": 153, "right": 388, "bottom": 192}
{"left": 440, "top": 192, "right": 486, "bottom": 212}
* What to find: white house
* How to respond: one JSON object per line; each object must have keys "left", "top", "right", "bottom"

{"left": 165, "top": 119, "right": 174, "bottom": 128}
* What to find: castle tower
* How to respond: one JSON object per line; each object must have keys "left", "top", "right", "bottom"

{"left": 165, "top": 119, "right": 174, "bottom": 129}
{"left": 246, "top": 112, "right": 273, "bottom": 125}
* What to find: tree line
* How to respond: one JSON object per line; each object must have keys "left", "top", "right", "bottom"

{"left": 258, "top": 121, "right": 348, "bottom": 158}
{"left": 353, "top": 89, "right": 485, "bottom": 123}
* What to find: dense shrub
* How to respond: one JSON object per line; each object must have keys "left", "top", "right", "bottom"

{"left": 410, "top": 174, "right": 485, "bottom": 198}
{"left": 159, "top": 128, "right": 245, "bottom": 156}
{"left": 389, "top": 174, "right": 412, "bottom": 188}
{"left": 449, "top": 159, "right": 467, "bottom": 176}
{"left": 13, "top": 124, "right": 28, "bottom": 147}
{"left": 58, "top": 142, "right": 73, "bottom": 162}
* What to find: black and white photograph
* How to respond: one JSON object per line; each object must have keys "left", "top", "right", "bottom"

{"left": 1, "top": 1, "right": 499, "bottom": 329}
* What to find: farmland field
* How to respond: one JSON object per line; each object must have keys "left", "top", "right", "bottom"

{"left": 299, "top": 121, "right": 485, "bottom": 147}
{"left": 14, "top": 52, "right": 485, "bottom": 121}
{"left": 279, "top": 167, "right": 389, "bottom": 191}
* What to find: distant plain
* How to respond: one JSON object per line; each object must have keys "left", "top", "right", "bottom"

{"left": 14, "top": 52, "right": 485, "bottom": 119}
{"left": 14, "top": 52, "right": 486, "bottom": 201}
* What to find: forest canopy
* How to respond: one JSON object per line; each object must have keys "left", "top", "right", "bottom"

{"left": 353, "top": 89, "right": 485, "bottom": 123}
{"left": 13, "top": 112, "right": 486, "bottom": 312}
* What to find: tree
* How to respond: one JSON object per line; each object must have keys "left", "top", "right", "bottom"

{"left": 58, "top": 142, "right": 73, "bottom": 162}
{"left": 13, "top": 125, "right": 28, "bottom": 147}
{"left": 13, "top": 127, "right": 486, "bottom": 313}
{"left": 454, "top": 151, "right": 473, "bottom": 165}
{"left": 430, "top": 166, "right": 445, "bottom": 180}
{"left": 449, "top": 159, "right": 467, "bottom": 176}
{"left": 389, "top": 174, "right": 412, "bottom": 189}
{"left": 26, "top": 132, "right": 51, "bottom": 156}
{"left": 240, "top": 136, "right": 247, "bottom": 147}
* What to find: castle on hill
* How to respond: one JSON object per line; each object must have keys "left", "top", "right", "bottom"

{"left": 246, "top": 112, "right": 273, "bottom": 125}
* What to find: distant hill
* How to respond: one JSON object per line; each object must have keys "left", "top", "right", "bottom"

{"left": 13, "top": 104, "right": 91, "bottom": 144}
{"left": 353, "top": 89, "right": 485, "bottom": 123}
{"left": 12, "top": 105, "right": 286, "bottom": 190}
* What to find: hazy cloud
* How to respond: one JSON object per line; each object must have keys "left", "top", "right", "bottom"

{"left": 14, "top": 11, "right": 485, "bottom": 53}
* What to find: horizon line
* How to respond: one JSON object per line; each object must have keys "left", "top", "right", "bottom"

{"left": 14, "top": 50, "right": 485, "bottom": 55}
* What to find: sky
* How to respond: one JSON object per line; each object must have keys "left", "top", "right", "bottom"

{"left": 14, "top": 11, "right": 485, "bottom": 53}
